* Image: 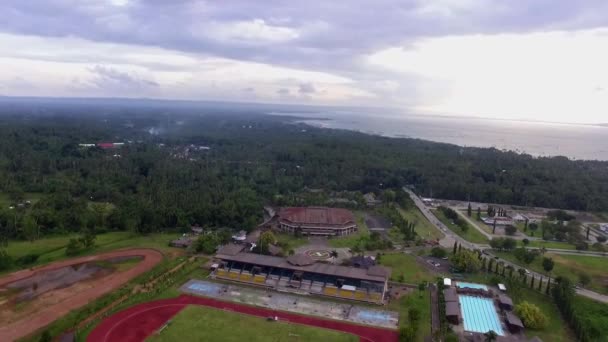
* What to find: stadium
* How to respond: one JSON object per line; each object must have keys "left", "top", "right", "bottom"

{"left": 213, "top": 243, "right": 390, "bottom": 304}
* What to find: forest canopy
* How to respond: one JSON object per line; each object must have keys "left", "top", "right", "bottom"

{"left": 0, "top": 99, "right": 607, "bottom": 240}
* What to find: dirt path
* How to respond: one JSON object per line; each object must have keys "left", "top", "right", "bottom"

{"left": 88, "top": 294, "right": 399, "bottom": 342}
{"left": 0, "top": 249, "right": 163, "bottom": 342}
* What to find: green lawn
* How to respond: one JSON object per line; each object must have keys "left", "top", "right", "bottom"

{"left": 275, "top": 233, "right": 309, "bottom": 251}
{"left": 387, "top": 290, "right": 431, "bottom": 342}
{"left": 524, "top": 240, "right": 576, "bottom": 250}
{"left": 463, "top": 273, "right": 574, "bottom": 342}
{"left": 492, "top": 251, "right": 608, "bottom": 295}
{"left": 328, "top": 212, "right": 370, "bottom": 248}
{"left": 147, "top": 305, "right": 357, "bottom": 342}
{"left": 0, "top": 192, "right": 46, "bottom": 208}
{"left": 572, "top": 295, "right": 608, "bottom": 341}
{"left": 379, "top": 253, "right": 438, "bottom": 284}
{"left": 3, "top": 231, "right": 183, "bottom": 275}
{"left": 398, "top": 207, "right": 444, "bottom": 241}
{"left": 432, "top": 210, "right": 489, "bottom": 244}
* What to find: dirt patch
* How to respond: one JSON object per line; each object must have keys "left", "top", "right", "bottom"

{"left": 0, "top": 249, "right": 163, "bottom": 342}
{"left": 6, "top": 262, "right": 112, "bottom": 302}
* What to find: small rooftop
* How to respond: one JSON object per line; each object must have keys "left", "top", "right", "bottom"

{"left": 443, "top": 288, "right": 458, "bottom": 302}
{"left": 287, "top": 254, "right": 315, "bottom": 266}
{"left": 505, "top": 312, "right": 524, "bottom": 328}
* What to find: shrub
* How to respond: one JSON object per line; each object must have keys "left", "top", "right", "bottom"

{"left": 430, "top": 247, "right": 447, "bottom": 258}
{"left": 16, "top": 253, "right": 40, "bottom": 266}
{"left": 515, "top": 301, "right": 547, "bottom": 329}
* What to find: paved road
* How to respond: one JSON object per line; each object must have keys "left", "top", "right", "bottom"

{"left": 403, "top": 187, "right": 608, "bottom": 304}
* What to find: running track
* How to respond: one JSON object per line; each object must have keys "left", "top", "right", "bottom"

{"left": 0, "top": 249, "right": 163, "bottom": 342}
{"left": 88, "top": 294, "right": 399, "bottom": 342}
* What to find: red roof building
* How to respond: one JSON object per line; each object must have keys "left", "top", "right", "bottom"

{"left": 277, "top": 207, "right": 357, "bottom": 236}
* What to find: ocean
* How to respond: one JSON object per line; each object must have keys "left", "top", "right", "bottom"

{"left": 270, "top": 110, "right": 608, "bottom": 161}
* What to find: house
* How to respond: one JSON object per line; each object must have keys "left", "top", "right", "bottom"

{"left": 191, "top": 226, "right": 204, "bottom": 235}
{"left": 350, "top": 255, "right": 376, "bottom": 269}
{"left": 505, "top": 312, "right": 525, "bottom": 333}
{"left": 232, "top": 230, "right": 247, "bottom": 243}
{"left": 170, "top": 237, "right": 193, "bottom": 248}
{"left": 498, "top": 294, "right": 514, "bottom": 311}
{"left": 363, "top": 193, "right": 381, "bottom": 207}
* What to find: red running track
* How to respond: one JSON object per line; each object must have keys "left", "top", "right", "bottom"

{"left": 88, "top": 294, "right": 399, "bottom": 342}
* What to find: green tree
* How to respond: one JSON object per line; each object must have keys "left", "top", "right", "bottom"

{"left": 418, "top": 281, "right": 427, "bottom": 297}
{"left": 430, "top": 247, "right": 447, "bottom": 258}
{"left": 194, "top": 234, "right": 220, "bottom": 254}
{"left": 467, "top": 203, "right": 472, "bottom": 217}
{"left": 522, "top": 238, "right": 529, "bottom": 246}
{"left": 505, "top": 225, "right": 517, "bottom": 236}
{"left": 542, "top": 257, "right": 554, "bottom": 274}
{"left": 484, "top": 330, "right": 498, "bottom": 342}
{"left": 476, "top": 207, "right": 481, "bottom": 220}
{"left": 579, "top": 272, "right": 591, "bottom": 287}
{"left": 452, "top": 249, "right": 482, "bottom": 273}
{"left": 22, "top": 214, "right": 39, "bottom": 242}
{"left": 38, "top": 330, "right": 52, "bottom": 342}
{"left": 0, "top": 249, "right": 12, "bottom": 271}
{"left": 65, "top": 238, "right": 81, "bottom": 256}
{"left": 515, "top": 301, "right": 548, "bottom": 329}
{"left": 258, "top": 230, "right": 277, "bottom": 254}
{"left": 399, "top": 325, "right": 416, "bottom": 342}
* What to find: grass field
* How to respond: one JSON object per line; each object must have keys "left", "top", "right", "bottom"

{"left": 493, "top": 251, "right": 608, "bottom": 295}
{"left": 275, "top": 233, "right": 309, "bottom": 251}
{"left": 387, "top": 289, "right": 431, "bottom": 342}
{"left": 3, "top": 231, "right": 183, "bottom": 275}
{"left": 431, "top": 210, "right": 489, "bottom": 244}
{"left": 329, "top": 212, "right": 370, "bottom": 248}
{"left": 379, "top": 253, "right": 438, "bottom": 284}
{"left": 464, "top": 273, "right": 574, "bottom": 342}
{"left": 523, "top": 240, "right": 576, "bottom": 250}
{"left": 147, "top": 305, "right": 358, "bottom": 342}
{"left": 397, "top": 207, "right": 444, "bottom": 241}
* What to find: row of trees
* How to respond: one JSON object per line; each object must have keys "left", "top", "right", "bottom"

{"left": 438, "top": 207, "right": 468, "bottom": 232}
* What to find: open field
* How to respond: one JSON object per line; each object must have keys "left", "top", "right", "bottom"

{"left": 464, "top": 273, "right": 574, "bottom": 342}
{"left": 0, "top": 249, "right": 163, "bottom": 341}
{"left": 148, "top": 304, "right": 358, "bottom": 342}
{"left": 432, "top": 209, "right": 489, "bottom": 244}
{"left": 397, "top": 207, "right": 444, "bottom": 241}
{"left": 379, "top": 253, "right": 437, "bottom": 284}
{"left": 3, "top": 232, "right": 183, "bottom": 274}
{"left": 89, "top": 294, "right": 398, "bottom": 342}
{"left": 493, "top": 251, "right": 608, "bottom": 295}
{"left": 387, "top": 288, "right": 431, "bottom": 342}
{"left": 275, "top": 233, "right": 309, "bottom": 251}
{"left": 0, "top": 192, "right": 46, "bottom": 208}
{"left": 523, "top": 239, "right": 576, "bottom": 250}
{"left": 329, "top": 211, "right": 370, "bottom": 248}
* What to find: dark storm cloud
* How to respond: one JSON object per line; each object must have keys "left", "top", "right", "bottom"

{"left": 1, "top": 0, "right": 607, "bottom": 72}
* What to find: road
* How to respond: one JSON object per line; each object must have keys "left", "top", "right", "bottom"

{"left": 403, "top": 187, "right": 608, "bottom": 304}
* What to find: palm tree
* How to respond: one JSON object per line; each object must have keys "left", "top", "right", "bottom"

{"left": 506, "top": 265, "right": 514, "bottom": 278}
{"left": 484, "top": 330, "right": 498, "bottom": 342}
{"left": 518, "top": 268, "right": 526, "bottom": 278}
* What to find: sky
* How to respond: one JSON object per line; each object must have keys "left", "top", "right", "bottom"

{"left": 1, "top": 1, "right": 608, "bottom": 123}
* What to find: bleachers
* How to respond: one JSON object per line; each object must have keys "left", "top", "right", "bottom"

{"left": 354, "top": 291, "right": 368, "bottom": 300}
{"left": 323, "top": 286, "right": 338, "bottom": 296}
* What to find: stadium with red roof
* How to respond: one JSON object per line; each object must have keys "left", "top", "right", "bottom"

{"left": 277, "top": 207, "right": 357, "bottom": 236}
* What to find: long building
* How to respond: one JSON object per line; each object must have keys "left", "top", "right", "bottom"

{"left": 213, "top": 244, "right": 390, "bottom": 304}
{"left": 276, "top": 207, "right": 357, "bottom": 236}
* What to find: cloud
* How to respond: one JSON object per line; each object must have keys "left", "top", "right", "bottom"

{"left": 1, "top": 1, "right": 608, "bottom": 122}
{"left": 298, "top": 83, "right": 316, "bottom": 94}
{"left": 277, "top": 88, "right": 290, "bottom": 96}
